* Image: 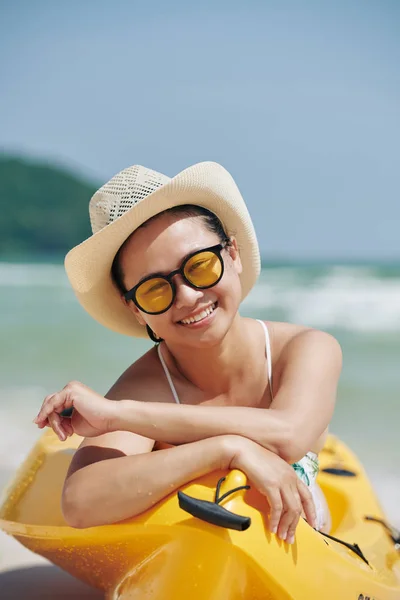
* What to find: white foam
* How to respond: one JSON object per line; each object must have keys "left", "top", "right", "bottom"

{"left": 1, "top": 262, "right": 400, "bottom": 332}
{"left": 243, "top": 266, "right": 400, "bottom": 332}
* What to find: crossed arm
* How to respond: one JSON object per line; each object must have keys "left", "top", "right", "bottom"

{"left": 112, "top": 329, "right": 342, "bottom": 463}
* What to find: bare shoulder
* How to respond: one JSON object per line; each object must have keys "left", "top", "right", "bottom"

{"left": 265, "top": 320, "right": 341, "bottom": 378}
{"left": 265, "top": 321, "right": 313, "bottom": 361}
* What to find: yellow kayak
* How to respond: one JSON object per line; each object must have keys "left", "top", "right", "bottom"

{"left": 1, "top": 430, "right": 399, "bottom": 599}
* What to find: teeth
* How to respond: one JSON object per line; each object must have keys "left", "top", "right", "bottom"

{"left": 181, "top": 303, "right": 215, "bottom": 325}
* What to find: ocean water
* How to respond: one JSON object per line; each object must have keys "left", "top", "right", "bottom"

{"left": 0, "top": 261, "right": 399, "bottom": 526}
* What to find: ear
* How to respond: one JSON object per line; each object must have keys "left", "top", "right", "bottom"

{"left": 228, "top": 237, "right": 243, "bottom": 275}
{"left": 121, "top": 296, "right": 147, "bottom": 326}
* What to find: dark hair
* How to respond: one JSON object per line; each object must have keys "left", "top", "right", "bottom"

{"left": 111, "top": 205, "right": 229, "bottom": 294}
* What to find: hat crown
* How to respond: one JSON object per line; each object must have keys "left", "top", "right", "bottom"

{"left": 89, "top": 165, "right": 170, "bottom": 234}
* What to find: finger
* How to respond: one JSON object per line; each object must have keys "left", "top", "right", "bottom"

{"left": 278, "top": 486, "right": 302, "bottom": 543}
{"left": 48, "top": 412, "right": 66, "bottom": 442}
{"left": 264, "top": 488, "right": 283, "bottom": 534}
{"left": 34, "top": 394, "right": 55, "bottom": 424}
{"left": 36, "top": 391, "right": 72, "bottom": 425}
{"left": 62, "top": 419, "right": 74, "bottom": 437}
{"left": 297, "top": 481, "right": 317, "bottom": 529}
{"left": 58, "top": 416, "right": 74, "bottom": 439}
{"left": 35, "top": 394, "right": 57, "bottom": 424}
{"left": 285, "top": 487, "right": 302, "bottom": 544}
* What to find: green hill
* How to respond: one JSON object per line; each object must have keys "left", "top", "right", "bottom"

{"left": 0, "top": 155, "right": 97, "bottom": 257}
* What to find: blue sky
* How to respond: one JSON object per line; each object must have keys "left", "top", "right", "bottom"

{"left": 1, "top": 0, "right": 399, "bottom": 259}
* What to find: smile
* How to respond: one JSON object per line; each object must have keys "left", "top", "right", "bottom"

{"left": 179, "top": 303, "right": 217, "bottom": 325}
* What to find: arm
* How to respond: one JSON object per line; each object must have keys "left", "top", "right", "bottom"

{"left": 113, "top": 330, "right": 342, "bottom": 463}
{"left": 62, "top": 434, "right": 230, "bottom": 528}
{"left": 62, "top": 432, "right": 316, "bottom": 542}
{"left": 268, "top": 328, "right": 342, "bottom": 462}
{"left": 115, "top": 399, "right": 289, "bottom": 457}
{"left": 37, "top": 376, "right": 316, "bottom": 538}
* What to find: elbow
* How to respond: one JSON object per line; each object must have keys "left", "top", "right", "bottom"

{"left": 62, "top": 513, "right": 88, "bottom": 530}
{"left": 275, "top": 425, "right": 310, "bottom": 464}
{"left": 254, "top": 415, "right": 300, "bottom": 461}
{"left": 278, "top": 441, "right": 308, "bottom": 465}
{"left": 261, "top": 412, "right": 305, "bottom": 463}
{"left": 61, "top": 482, "right": 91, "bottom": 529}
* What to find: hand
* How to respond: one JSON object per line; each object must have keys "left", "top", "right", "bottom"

{"left": 228, "top": 436, "right": 317, "bottom": 544}
{"left": 33, "top": 381, "right": 118, "bottom": 440}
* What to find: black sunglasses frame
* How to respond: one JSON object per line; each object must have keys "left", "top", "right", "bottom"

{"left": 124, "top": 239, "right": 230, "bottom": 315}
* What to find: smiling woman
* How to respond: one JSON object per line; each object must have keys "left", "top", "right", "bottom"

{"left": 33, "top": 161, "right": 342, "bottom": 544}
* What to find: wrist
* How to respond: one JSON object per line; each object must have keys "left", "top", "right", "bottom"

{"left": 109, "top": 399, "right": 135, "bottom": 432}
{"left": 219, "top": 434, "right": 249, "bottom": 470}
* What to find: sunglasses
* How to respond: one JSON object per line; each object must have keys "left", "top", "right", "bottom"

{"left": 124, "top": 239, "right": 230, "bottom": 315}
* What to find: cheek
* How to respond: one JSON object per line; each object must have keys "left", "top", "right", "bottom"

{"left": 226, "top": 256, "right": 242, "bottom": 282}
{"left": 218, "top": 264, "right": 242, "bottom": 304}
{"left": 143, "top": 313, "right": 174, "bottom": 338}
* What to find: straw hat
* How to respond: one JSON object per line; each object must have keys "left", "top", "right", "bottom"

{"left": 65, "top": 161, "right": 260, "bottom": 338}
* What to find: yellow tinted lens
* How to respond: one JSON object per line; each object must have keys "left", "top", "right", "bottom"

{"left": 135, "top": 278, "right": 173, "bottom": 313}
{"left": 184, "top": 251, "right": 222, "bottom": 287}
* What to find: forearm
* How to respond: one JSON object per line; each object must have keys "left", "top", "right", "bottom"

{"left": 62, "top": 435, "right": 232, "bottom": 529}
{"left": 114, "top": 400, "right": 289, "bottom": 457}
{"left": 110, "top": 329, "right": 341, "bottom": 462}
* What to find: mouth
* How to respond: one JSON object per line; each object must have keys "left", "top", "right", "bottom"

{"left": 178, "top": 302, "right": 217, "bottom": 326}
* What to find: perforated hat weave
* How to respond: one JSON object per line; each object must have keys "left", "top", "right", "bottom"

{"left": 65, "top": 161, "right": 260, "bottom": 338}
{"left": 89, "top": 166, "right": 170, "bottom": 234}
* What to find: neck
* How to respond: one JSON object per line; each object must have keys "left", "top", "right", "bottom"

{"left": 163, "top": 316, "right": 264, "bottom": 397}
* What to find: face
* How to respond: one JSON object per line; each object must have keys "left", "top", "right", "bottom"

{"left": 119, "top": 213, "right": 243, "bottom": 347}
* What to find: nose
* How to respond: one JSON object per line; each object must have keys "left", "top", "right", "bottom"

{"left": 173, "top": 274, "right": 203, "bottom": 310}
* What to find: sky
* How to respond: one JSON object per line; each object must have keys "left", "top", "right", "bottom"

{"left": 1, "top": 0, "right": 399, "bottom": 260}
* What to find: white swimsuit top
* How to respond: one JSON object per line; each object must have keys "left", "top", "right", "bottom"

{"left": 156, "top": 319, "right": 272, "bottom": 404}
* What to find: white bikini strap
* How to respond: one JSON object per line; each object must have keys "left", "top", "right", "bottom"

{"left": 158, "top": 321, "right": 271, "bottom": 404}
{"left": 257, "top": 319, "right": 272, "bottom": 385}
{"left": 157, "top": 344, "right": 181, "bottom": 404}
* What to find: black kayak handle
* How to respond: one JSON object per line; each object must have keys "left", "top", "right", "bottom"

{"left": 178, "top": 477, "right": 251, "bottom": 531}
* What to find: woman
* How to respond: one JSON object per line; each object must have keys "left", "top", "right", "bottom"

{"left": 34, "top": 162, "right": 341, "bottom": 545}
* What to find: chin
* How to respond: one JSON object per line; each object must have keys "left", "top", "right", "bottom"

{"left": 172, "top": 310, "right": 235, "bottom": 348}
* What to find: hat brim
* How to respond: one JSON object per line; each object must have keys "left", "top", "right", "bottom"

{"left": 65, "top": 162, "right": 260, "bottom": 337}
